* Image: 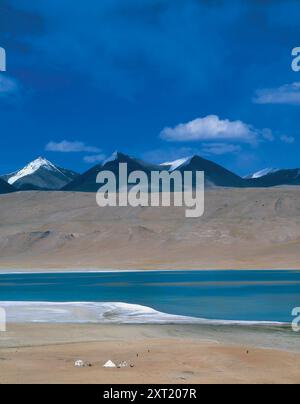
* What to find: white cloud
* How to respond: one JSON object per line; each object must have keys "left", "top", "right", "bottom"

{"left": 262, "top": 128, "right": 275, "bottom": 142}
{"left": 160, "top": 115, "right": 258, "bottom": 144}
{"left": 0, "top": 74, "right": 19, "bottom": 97}
{"left": 254, "top": 82, "right": 300, "bottom": 105}
{"left": 46, "top": 140, "right": 101, "bottom": 153}
{"left": 83, "top": 154, "right": 106, "bottom": 164}
{"left": 280, "top": 135, "right": 295, "bottom": 144}
{"left": 201, "top": 143, "right": 241, "bottom": 156}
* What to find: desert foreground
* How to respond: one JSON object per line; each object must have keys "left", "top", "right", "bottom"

{"left": 0, "top": 188, "right": 300, "bottom": 270}
{"left": 0, "top": 323, "right": 299, "bottom": 384}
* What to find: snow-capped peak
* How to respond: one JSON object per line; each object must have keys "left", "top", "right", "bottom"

{"left": 103, "top": 151, "right": 121, "bottom": 165}
{"left": 7, "top": 157, "right": 62, "bottom": 185}
{"left": 27, "top": 157, "right": 55, "bottom": 170}
{"left": 247, "top": 168, "right": 280, "bottom": 179}
{"left": 161, "top": 157, "right": 192, "bottom": 172}
{"left": 102, "top": 151, "right": 142, "bottom": 166}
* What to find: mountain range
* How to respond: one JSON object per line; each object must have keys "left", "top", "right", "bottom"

{"left": 0, "top": 178, "right": 15, "bottom": 194}
{"left": 1, "top": 153, "right": 300, "bottom": 194}
{"left": 246, "top": 168, "right": 300, "bottom": 187}
{"left": 63, "top": 152, "right": 161, "bottom": 193}
{"left": 62, "top": 152, "right": 247, "bottom": 192}
{"left": 1, "top": 157, "right": 78, "bottom": 191}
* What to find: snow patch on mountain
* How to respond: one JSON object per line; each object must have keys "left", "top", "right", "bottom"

{"left": 102, "top": 151, "right": 120, "bottom": 166}
{"left": 247, "top": 168, "right": 280, "bottom": 179}
{"left": 161, "top": 157, "right": 192, "bottom": 172}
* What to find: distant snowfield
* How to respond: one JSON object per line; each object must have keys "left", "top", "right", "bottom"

{"left": 161, "top": 157, "right": 192, "bottom": 172}
{"left": 248, "top": 168, "right": 280, "bottom": 179}
{"left": 0, "top": 301, "right": 283, "bottom": 326}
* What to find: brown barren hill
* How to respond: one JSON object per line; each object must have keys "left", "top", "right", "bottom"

{"left": 0, "top": 188, "right": 299, "bottom": 270}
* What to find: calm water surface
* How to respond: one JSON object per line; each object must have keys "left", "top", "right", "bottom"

{"left": 0, "top": 270, "right": 299, "bottom": 322}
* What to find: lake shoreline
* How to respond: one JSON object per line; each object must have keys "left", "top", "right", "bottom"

{"left": 0, "top": 268, "right": 300, "bottom": 275}
{"left": 0, "top": 270, "right": 299, "bottom": 323}
{"left": 0, "top": 301, "right": 287, "bottom": 327}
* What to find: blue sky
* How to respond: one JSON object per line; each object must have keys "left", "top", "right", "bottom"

{"left": 0, "top": 0, "right": 300, "bottom": 176}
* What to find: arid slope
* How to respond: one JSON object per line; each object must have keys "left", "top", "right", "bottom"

{"left": 0, "top": 189, "right": 300, "bottom": 269}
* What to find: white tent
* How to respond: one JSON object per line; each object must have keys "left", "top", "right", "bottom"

{"left": 75, "top": 360, "right": 85, "bottom": 367}
{"left": 103, "top": 360, "right": 117, "bottom": 368}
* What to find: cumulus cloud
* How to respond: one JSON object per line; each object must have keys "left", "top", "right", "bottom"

{"left": 280, "top": 135, "right": 295, "bottom": 144}
{"left": 83, "top": 154, "right": 106, "bottom": 164}
{"left": 45, "top": 140, "right": 101, "bottom": 153}
{"left": 160, "top": 115, "right": 258, "bottom": 144}
{"left": 254, "top": 82, "right": 300, "bottom": 105}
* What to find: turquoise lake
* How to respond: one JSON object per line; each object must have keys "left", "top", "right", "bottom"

{"left": 0, "top": 270, "right": 299, "bottom": 323}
